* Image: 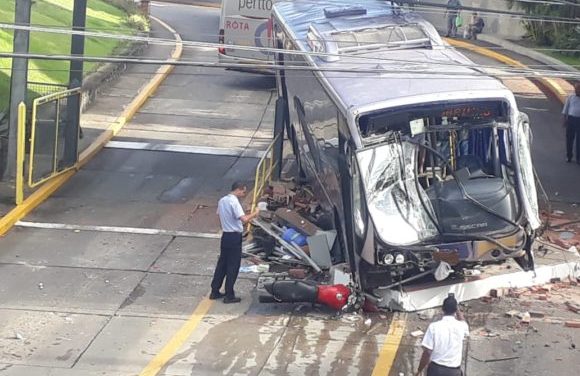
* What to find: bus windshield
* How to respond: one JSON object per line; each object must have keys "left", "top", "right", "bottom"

{"left": 356, "top": 101, "right": 524, "bottom": 246}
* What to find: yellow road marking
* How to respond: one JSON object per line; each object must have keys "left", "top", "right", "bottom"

{"left": 372, "top": 313, "right": 407, "bottom": 376}
{"left": 444, "top": 38, "right": 567, "bottom": 105}
{"left": 139, "top": 297, "right": 213, "bottom": 376}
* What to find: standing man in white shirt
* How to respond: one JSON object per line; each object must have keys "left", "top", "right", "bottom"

{"left": 210, "top": 181, "right": 259, "bottom": 304}
{"left": 415, "top": 295, "right": 469, "bottom": 376}
{"left": 563, "top": 83, "right": 580, "bottom": 163}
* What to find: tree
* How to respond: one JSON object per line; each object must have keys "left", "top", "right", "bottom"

{"left": 507, "top": 0, "right": 579, "bottom": 56}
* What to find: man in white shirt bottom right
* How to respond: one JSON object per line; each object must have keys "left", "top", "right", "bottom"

{"left": 416, "top": 294, "right": 469, "bottom": 376}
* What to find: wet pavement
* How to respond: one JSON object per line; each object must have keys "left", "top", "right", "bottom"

{"left": 0, "top": 3, "right": 579, "bottom": 376}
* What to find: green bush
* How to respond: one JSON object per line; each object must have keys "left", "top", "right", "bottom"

{"left": 508, "top": 0, "right": 580, "bottom": 57}
{"left": 127, "top": 13, "right": 150, "bottom": 32}
{"left": 553, "top": 28, "right": 580, "bottom": 57}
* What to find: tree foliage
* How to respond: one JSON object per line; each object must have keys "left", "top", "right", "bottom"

{"left": 507, "top": 0, "right": 579, "bottom": 56}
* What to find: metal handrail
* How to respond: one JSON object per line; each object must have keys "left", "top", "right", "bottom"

{"left": 249, "top": 134, "right": 281, "bottom": 227}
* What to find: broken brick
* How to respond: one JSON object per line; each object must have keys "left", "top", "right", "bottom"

{"left": 505, "top": 310, "right": 519, "bottom": 318}
{"left": 550, "top": 278, "right": 562, "bottom": 284}
{"left": 490, "top": 288, "right": 505, "bottom": 298}
{"left": 566, "top": 301, "right": 580, "bottom": 314}
{"left": 564, "top": 321, "right": 580, "bottom": 329}
{"left": 538, "top": 284, "right": 553, "bottom": 293}
{"left": 530, "top": 311, "right": 546, "bottom": 318}
{"left": 538, "top": 295, "right": 548, "bottom": 301}
{"left": 519, "top": 312, "right": 531, "bottom": 324}
{"left": 288, "top": 269, "right": 307, "bottom": 279}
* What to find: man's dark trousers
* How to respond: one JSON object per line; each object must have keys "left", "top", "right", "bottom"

{"left": 210, "top": 232, "right": 242, "bottom": 298}
{"left": 426, "top": 362, "right": 462, "bottom": 376}
{"left": 566, "top": 116, "right": 580, "bottom": 162}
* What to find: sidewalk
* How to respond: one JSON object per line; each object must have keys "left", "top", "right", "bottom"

{"left": 0, "top": 19, "right": 175, "bottom": 217}
{"left": 457, "top": 33, "right": 577, "bottom": 101}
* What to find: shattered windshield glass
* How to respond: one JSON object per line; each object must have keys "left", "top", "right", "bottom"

{"left": 355, "top": 100, "right": 531, "bottom": 245}
{"left": 517, "top": 121, "right": 540, "bottom": 229}
{"left": 357, "top": 141, "right": 438, "bottom": 246}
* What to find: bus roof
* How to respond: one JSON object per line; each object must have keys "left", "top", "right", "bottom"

{"left": 273, "top": 0, "right": 510, "bottom": 112}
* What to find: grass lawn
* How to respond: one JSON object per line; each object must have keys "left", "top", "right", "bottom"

{"left": 0, "top": 0, "right": 146, "bottom": 113}
{"left": 543, "top": 51, "right": 580, "bottom": 70}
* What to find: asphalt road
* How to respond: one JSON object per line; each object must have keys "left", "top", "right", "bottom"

{"left": 0, "top": 2, "right": 578, "bottom": 376}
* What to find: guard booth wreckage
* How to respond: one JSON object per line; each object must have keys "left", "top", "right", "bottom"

{"left": 248, "top": 0, "right": 549, "bottom": 312}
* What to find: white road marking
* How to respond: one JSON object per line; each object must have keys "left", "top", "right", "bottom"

{"left": 105, "top": 140, "right": 265, "bottom": 158}
{"left": 522, "top": 107, "right": 549, "bottom": 112}
{"left": 15, "top": 221, "right": 221, "bottom": 239}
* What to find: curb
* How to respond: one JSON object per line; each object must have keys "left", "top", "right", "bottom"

{"left": 0, "top": 16, "right": 183, "bottom": 236}
{"left": 445, "top": 38, "right": 568, "bottom": 105}
{"left": 477, "top": 35, "right": 579, "bottom": 74}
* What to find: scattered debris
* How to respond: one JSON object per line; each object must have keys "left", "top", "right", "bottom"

{"left": 464, "top": 269, "right": 482, "bottom": 277}
{"left": 529, "top": 311, "right": 546, "bottom": 318}
{"left": 470, "top": 355, "right": 520, "bottom": 363}
{"left": 38, "top": 282, "right": 44, "bottom": 290}
{"left": 418, "top": 313, "right": 431, "bottom": 321}
{"left": 364, "top": 318, "right": 372, "bottom": 327}
{"left": 479, "top": 328, "right": 500, "bottom": 337}
{"left": 519, "top": 312, "right": 531, "bottom": 324}
{"left": 564, "top": 321, "right": 580, "bottom": 328}
{"left": 288, "top": 268, "right": 307, "bottom": 279}
{"left": 505, "top": 310, "right": 519, "bottom": 318}
{"left": 239, "top": 264, "right": 270, "bottom": 273}
{"left": 566, "top": 301, "right": 580, "bottom": 314}
{"left": 481, "top": 296, "right": 493, "bottom": 303}
{"left": 411, "top": 330, "right": 424, "bottom": 337}
{"left": 12, "top": 332, "right": 23, "bottom": 340}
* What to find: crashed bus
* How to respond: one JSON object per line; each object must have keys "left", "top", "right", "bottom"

{"left": 253, "top": 0, "right": 541, "bottom": 310}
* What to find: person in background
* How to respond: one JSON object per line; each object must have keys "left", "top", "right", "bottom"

{"left": 445, "top": 0, "right": 462, "bottom": 37}
{"left": 210, "top": 181, "right": 259, "bottom": 303}
{"left": 467, "top": 12, "right": 485, "bottom": 40}
{"left": 563, "top": 83, "right": 580, "bottom": 163}
{"left": 415, "top": 295, "right": 469, "bottom": 376}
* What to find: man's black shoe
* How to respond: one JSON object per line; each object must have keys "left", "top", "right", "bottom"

{"left": 223, "top": 296, "right": 241, "bottom": 304}
{"left": 209, "top": 291, "right": 225, "bottom": 300}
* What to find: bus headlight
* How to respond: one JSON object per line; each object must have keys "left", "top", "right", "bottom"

{"left": 383, "top": 254, "right": 394, "bottom": 265}
{"left": 395, "top": 253, "right": 405, "bottom": 264}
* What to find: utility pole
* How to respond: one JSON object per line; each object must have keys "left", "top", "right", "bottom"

{"left": 5, "top": 0, "right": 32, "bottom": 181}
{"left": 64, "top": 0, "right": 87, "bottom": 166}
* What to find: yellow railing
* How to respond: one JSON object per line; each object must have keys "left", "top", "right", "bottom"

{"left": 250, "top": 134, "right": 281, "bottom": 215}
{"left": 15, "top": 102, "right": 26, "bottom": 205}
{"left": 28, "top": 88, "right": 81, "bottom": 188}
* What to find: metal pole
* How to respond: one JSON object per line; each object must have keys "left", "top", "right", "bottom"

{"left": 64, "top": 0, "right": 87, "bottom": 166}
{"left": 5, "top": 0, "right": 32, "bottom": 182}
{"left": 272, "top": 97, "right": 286, "bottom": 180}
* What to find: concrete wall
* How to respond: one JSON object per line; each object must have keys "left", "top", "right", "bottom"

{"left": 415, "top": 0, "right": 527, "bottom": 40}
